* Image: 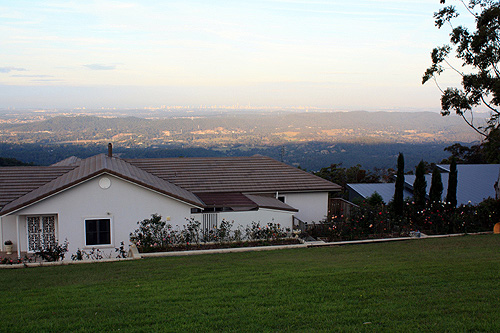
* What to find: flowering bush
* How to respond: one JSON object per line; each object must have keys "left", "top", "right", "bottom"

{"left": 130, "top": 214, "right": 293, "bottom": 252}
{"left": 130, "top": 214, "right": 173, "bottom": 252}
{"left": 35, "top": 239, "right": 69, "bottom": 262}
{"left": 179, "top": 218, "right": 201, "bottom": 246}
{"left": 0, "top": 257, "right": 23, "bottom": 265}
{"left": 311, "top": 198, "right": 499, "bottom": 242}
{"left": 70, "top": 242, "right": 127, "bottom": 261}
{"left": 245, "top": 222, "right": 288, "bottom": 241}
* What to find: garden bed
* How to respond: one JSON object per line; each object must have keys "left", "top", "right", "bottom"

{"left": 138, "top": 237, "right": 302, "bottom": 253}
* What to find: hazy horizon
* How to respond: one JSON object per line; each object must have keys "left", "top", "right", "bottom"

{"left": 0, "top": 0, "right": 470, "bottom": 110}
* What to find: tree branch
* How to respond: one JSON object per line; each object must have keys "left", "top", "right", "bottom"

{"left": 492, "top": 63, "right": 500, "bottom": 78}
{"left": 480, "top": 95, "right": 500, "bottom": 114}
{"left": 458, "top": 0, "right": 479, "bottom": 18}
{"left": 461, "top": 112, "right": 488, "bottom": 137}
{"left": 433, "top": 76, "right": 445, "bottom": 94}
{"left": 443, "top": 58, "right": 464, "bottom": 77}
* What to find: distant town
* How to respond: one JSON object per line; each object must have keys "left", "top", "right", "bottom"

{"left": 0, "top": 107, "right": 483, "bottom": 170}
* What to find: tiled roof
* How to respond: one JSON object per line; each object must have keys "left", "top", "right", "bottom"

{"left": 125, "top": 155, "right": 341, "bottom": 193}
{"left": 195, "top": 192, "right": 257, "bottom": 208}
{"left": 0, "top": 154, "right": 204, "bottom": 215}
{"left": 0, "top": 166, "right": 76, "bottom": 209}
{"left": 245, "top": 194, "right": 298, "bottom": 212}
{"left": 194, "top": 192, "right": 298, "bottom": 212}
{"left": 50, "top": 156, "right": 82, "bottom": 166}
{"left": 0, "top": 154, "right": 339, "bottom": 215}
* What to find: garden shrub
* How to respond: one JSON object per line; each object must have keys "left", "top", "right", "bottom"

{"left": 312, "top": 198, "right": 499, "bottom": 242}
{"left": 130, "top": 215, "right": 293, "bottom": 252}
{"left": 180, "top": 218, "right": 201, "bottom": 245}
{"left": 245, "top": 222, "right": 288, "bottom": 241}
{"left": 35, "top": 239, "right": 69, "bottom": 262}
{"left": 71, "top": 242, "right": 127, "bottom": 261}
{"left": 130, "top": 214, "right": 173, "bottom": 252}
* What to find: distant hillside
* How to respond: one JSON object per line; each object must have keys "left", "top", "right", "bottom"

{"left": 0, "top": 111, "right": 482, "bottom": 147}
{"left": 0, "top": 111, "right": 480, "bottom": 171}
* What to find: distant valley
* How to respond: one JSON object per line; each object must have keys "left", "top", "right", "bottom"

{"left": 0, "top": 109, "right": 482, "bottom": 171}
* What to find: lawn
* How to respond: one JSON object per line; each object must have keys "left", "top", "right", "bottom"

{"left": 1, "top": 234, "right": 499, "bottom": 331}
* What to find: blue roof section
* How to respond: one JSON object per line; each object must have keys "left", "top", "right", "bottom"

{"left": 349, "top": 164, "right": 500, "bottom": 206}
{"left": 439, "top": 164, "right": 500, "bottom": 205}
{"left": 347, "top": 183, "right": 412, "bottom": 204}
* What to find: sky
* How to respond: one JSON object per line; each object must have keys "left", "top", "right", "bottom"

{"left": 0, "top": 0, "right": 470, "bottom": 110}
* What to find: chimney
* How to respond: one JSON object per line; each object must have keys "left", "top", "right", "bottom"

{"left": 108, "top": 143, "right": 112, "bottom": 157}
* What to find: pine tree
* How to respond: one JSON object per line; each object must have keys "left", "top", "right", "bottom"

{"left": 429, "top": 166, "right": 443, "bottom": 203}
{"left": 413, "top": 161, "right": 427, "bottom": 210}
{"left": 446, "top": 157, "right": 458, "bottom": 207}
{"left": 393, "top": 153, "right": 405, "bottom": 216}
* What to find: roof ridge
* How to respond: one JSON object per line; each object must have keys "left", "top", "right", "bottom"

{"left": 0, "top": 154, "right": 204, "bottom": 215}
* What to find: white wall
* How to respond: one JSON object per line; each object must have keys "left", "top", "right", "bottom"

{"left": 2, "top": 174, "right": 196, "bottom": 257}
{"left": 282, "top": 192, "right": 329, "bottom": 223}
{"left": 198, "top": 208, "right": 295, "bottom": 233}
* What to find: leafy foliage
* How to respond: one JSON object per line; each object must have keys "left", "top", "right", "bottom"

{"left": 367, "top": 191, "right": 385, "bottom": 206}
{"left": 423, "top": 0, "right": 500, "bottom": 137}
{"left": 0, "top": 157, "right": 34, "bottom": 166}
{"left": 314, "top": 198, "right": 499, "bottom": 242}
{"left": 70, "top": 241, "right": 127, "bottom": 261}
{"left": 130, "top": 214, "right": 292, "bottom": 253}
{"left": 129, "top": 214, "right": 174, "bottom": 252}
{"left": 314, "top": 163, "right": 383, "bottom": 198}
{"left": 442, "top": 127, "right": 500, "bottom": 163}
{"left": 35, "top": 239, "right": 69, "bottom": 262}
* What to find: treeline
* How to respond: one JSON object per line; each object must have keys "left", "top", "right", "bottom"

{"left": 0, "top": 142, "right": 452, "bottom": 170}
{"left": 0, "top": 157, "right": 34, "bottom": 166}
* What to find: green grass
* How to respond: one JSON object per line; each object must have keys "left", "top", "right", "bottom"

{"left": 1, "top": 234, "right": 500, "bottom": 332}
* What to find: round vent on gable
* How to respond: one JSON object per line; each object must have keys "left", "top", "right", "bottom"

{"left": 99, "top": 177, "right": 111, "bottom": 189}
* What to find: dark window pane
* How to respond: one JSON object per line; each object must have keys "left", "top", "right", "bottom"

{"left": 85, "top": 219, "right": 110, "bottom": 245}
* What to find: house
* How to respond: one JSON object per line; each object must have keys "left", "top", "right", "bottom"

{"left": 0, "top": 147, "right": 341, "bottom": 257}
{"left": 348, "top": 164, "right": 500, "bottom": 206}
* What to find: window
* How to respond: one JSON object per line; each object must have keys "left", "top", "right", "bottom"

{"left": 27, "top": 215, "right": 56, "bottom": 252}
{"left": 85, "top": 219, "right": 111, "bottom": 246}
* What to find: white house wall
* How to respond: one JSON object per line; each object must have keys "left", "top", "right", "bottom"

{"left": 283, "top": 192, "right": 329, "bottom": 223}
{"left": 207, "top": 208, "right": 295, "bottom": 232}
{"left": 3, "top": 174, "right": 196, "bottom": 257}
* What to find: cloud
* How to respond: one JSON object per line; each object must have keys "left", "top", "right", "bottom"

{"left": 0, "top": 67, "right": 27, "bottom": 73}
{"left": 11, "top": 74, "right": 54, "bottom": 78}
{"left": 31, "top": 79, "right": 63, "bottom": 82}
{"left": 84, "top": 64, "right": 117, "bottom": 70}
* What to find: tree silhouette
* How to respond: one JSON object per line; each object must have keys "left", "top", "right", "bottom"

{"left": 413, "top": 161, "right": 427, "bottom": 210}
{"left": 393, "top": 153, "right": 405, "bottom": 216}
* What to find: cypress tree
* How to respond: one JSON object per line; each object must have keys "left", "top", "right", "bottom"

{"left": 393, "top": 153, "right": 405, "bottom": 216}
{"left": 446, "top": 157, "right": 458, "bottom": 207}
{"left": 413, "top": 161, "right": 427, "bottom": 210}
{"left": 429, "top": 166, "right": 443, "bottom": 203}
